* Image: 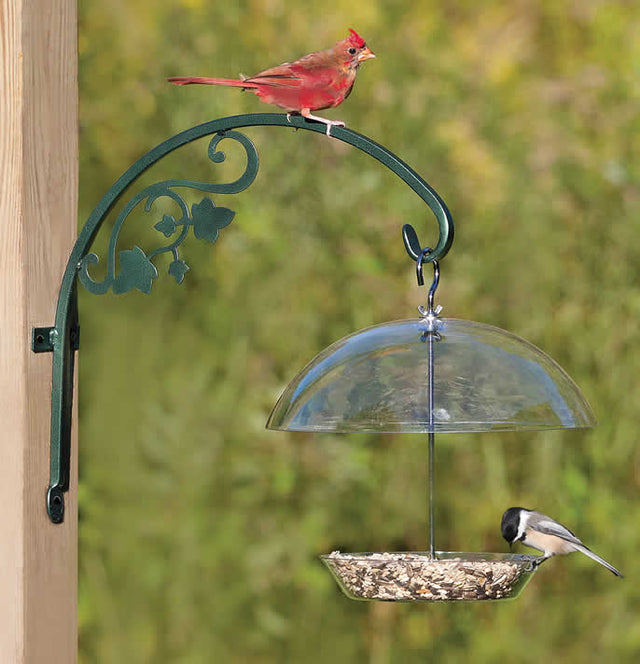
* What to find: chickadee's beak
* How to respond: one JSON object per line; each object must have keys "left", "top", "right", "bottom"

{"left": 509, "top": 542, "right": 513, "bottom": 552}
{"left": 358, "top": 47, "right": 375, "bottom": 62}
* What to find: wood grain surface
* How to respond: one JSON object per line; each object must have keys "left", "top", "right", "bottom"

{"left": 0, "top": 1, "right": 78, "bottom": 660}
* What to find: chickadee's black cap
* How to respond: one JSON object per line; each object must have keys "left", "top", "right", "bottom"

{"left": 501, "top": 507, "right": 527, "bottom": 543}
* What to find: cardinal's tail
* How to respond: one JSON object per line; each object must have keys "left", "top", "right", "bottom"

{"left": 167, "top": 76, "right": 258, "bottom": 88}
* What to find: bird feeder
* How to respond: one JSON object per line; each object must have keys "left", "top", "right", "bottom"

{"left": 35, "top": 113, "right": 595, "bottom": 604}
{"left": 267, "top": 216, "right": 595, "bottom": 603}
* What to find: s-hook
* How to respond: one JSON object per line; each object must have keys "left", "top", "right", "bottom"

{"left": 416, "top": 247, "right": 441, "bottom": 317}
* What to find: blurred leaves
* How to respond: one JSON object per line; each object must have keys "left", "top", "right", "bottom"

{"left": 78, "top": 1, "right": 640, "bottom": 662}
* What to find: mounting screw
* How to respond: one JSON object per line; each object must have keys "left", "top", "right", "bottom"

{"left": 32, "top": 327, "right": 56, "bottom": 353}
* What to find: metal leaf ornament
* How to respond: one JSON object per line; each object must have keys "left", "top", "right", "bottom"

{"left": 192, "top": 198, "right": 235, "bottom": 243}
{"left": 113, "top": 246, "right": 158, "bottom": 294}
{"left": 168, "top": 258, "right": 190, "bottom": 284}
{"left": 155, "top": 214, "right": 178, "bottom": 238}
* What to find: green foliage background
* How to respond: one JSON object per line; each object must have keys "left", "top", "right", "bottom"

{"left": 78, "top": 1, "right": 640, "bottom": 661}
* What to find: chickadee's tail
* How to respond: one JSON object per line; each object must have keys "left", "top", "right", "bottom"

{"left": 575, "top": 543, "right": 623, "bottom": 577}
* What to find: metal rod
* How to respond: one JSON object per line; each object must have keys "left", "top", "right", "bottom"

{"left": 427, "top": 323, "right": 436, "bottom": 560}
{"left": 419, "top": 250, "right": 440, "bottom": 560}
{"left": 428, "top": 431, "right": 435, "bottom": 560}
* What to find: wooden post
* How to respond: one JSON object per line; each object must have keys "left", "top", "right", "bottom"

{"left": 0, "top": 0, "right": 78, "bottom": 661}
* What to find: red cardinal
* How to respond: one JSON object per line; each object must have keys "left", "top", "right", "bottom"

{"left": 168, "top": 29, "right": 375, "bottom": 136}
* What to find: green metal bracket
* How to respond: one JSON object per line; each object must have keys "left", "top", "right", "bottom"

{"left": 34, "top": 112, "right": 454, "bottom": 523}
{"left": 32, "top": 326, "right": 79, "bottom": 353}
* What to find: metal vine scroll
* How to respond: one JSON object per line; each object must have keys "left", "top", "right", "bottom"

{"left": 79, "top": 130, "right": 258, "bottom": 295}
{"left": 34, "top": 112, "right": 454, "bottom": 523}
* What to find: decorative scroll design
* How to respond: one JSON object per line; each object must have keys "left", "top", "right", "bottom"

{"left": 78, "top": 129, "right": 259, "bottom": 295}
{"left": 41, "top": 112, "right": 454, "bottom": 523}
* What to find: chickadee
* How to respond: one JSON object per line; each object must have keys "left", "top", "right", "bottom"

{"left": 501, "top": 507, "right": 623, "bottom": 577}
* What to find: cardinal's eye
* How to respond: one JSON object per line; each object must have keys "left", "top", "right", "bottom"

{"left": 348, "top": 47, "right": 357, "bottom": 55}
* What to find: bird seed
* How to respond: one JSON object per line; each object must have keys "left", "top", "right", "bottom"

{"left": 322, "top": 552, "right": 535, "bottom": 602}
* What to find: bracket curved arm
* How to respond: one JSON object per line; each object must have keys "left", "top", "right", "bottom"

{"left": 35, "top": 112, "right": 454, "bottom": 523}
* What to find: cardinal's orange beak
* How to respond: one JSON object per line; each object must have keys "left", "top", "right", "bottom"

{"left": 358, "top": 47, "right": 375, "bottom": 62}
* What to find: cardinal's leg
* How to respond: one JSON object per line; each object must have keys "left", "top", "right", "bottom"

{"left": 300, "top": 108, "right": 345, "bottom": 137}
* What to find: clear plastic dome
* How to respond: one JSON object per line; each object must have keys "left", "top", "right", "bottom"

{"left": 267, "top": 317, "right": 596, "bottom": 433}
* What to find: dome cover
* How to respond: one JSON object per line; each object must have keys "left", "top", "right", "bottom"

{"left": 267, "top": 317, "right": 596, "bottom": 433}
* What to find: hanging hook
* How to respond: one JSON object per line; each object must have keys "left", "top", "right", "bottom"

{"left": 403, "top": 202, "right": 451, "bottom": 316}
{"left": 416, "top": 247, "right": 441, "bottom": 316}
{"left": 402, "top": 195, "right": 454, "bottom": 266}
